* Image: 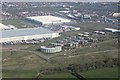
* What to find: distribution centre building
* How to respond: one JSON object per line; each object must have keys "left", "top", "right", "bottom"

{"left": 0, "top": 27, "right": 60, "bottom": 43}
{"left": 0, "top": 23, "right": 17, "bottom": 30}
{"left": 0, "top": 23, "right": 11, "bottom": 30}
{"left": 26, "top": 15, "right": 71, "bottom": 25}
{"left": 104, "top": 28, "right": 120, "bottom": 33}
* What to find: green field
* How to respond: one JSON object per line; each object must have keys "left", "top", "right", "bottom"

{"left": 2, "top": 46, "right": 118, "bottom": 78}
{"left": 2, "top": 19, "right": 35, "bottom": 28}
{"left": 68, "top": 22, "right": 112, "bottom": 31}
{"left": 3, "top": 67, "right": 118, "bottom": 78}
{"left": 44, "top": 67, "right": 118, "bottom": 78}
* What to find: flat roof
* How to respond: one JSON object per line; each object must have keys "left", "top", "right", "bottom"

{"left": 105, "top": 28, "right": 120, "bottom": 32}
{"left": 0, "top": 27, "right": 56, "bottom": 38}
{"left": 26, "top": 15, "right": 71, "bottom": 24}
{"left": 0, "top": 23, "right": 10, "bottom": 30}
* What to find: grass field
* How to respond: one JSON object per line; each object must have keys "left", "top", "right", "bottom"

{"left": 2, "top": 51, "right": 55, "bottom": 71}
{"left": 43, "top": 67, "right": 118, "bottom": 78}
{"left": 2, "top": 19, "right": 35, "bottom": 28}
{"left": 2, "top": 46, "right": 118, "bottom": 78}
{"left": 69, "top": 22, "right": 113, "bottom": 31}
{"left": 3, "top": 67, "right": 118, "bottom": 78}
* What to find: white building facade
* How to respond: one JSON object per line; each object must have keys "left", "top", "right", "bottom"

{"left": 0, "top": 27, "right": 60, "bottom": 43}
{"left": 40, "top": 46, "right": 62, "bottom": 53}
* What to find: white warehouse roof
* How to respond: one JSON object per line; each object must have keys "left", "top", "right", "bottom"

{"left": 105, "top": 28, "right": 120, "bottom": 33}
{"left": 0, "top": 23, "right": 10, "bottom": 30}
{"left": 26, "top": 15, "right": 71, "bottom": 25}
{"left": 0, "top": 27, "right": 56, "bottom": 38}
{"left": 113, "top": 13, "right": 120, "bottom": 18}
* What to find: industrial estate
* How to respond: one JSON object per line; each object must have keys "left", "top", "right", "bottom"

{"left": 1, "top": 2, "right": 119, "bottom": 79}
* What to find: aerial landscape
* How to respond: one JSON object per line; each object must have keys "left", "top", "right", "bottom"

{"left": 0, "top": 1, "right": 119, "bottom": 80}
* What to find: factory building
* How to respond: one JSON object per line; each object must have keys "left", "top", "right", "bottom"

{"left": 0, "top": 23, "right": 17, "bottom": 30}
{"left": 61, "top": 25, "right": 80, "bottom": 31}
{"left": 93, "top": 31, "right": 105, "bottom": 34}
{"left": 113, "top": 13, "right": 120, "bottom": 18}
{"left": 66, "top": 42, "right": 79, "bottom": 48}
{"left": 40, "top": 46, "right": 62, "bottom": 53}
{"left": 0, "top": 23, "right": 9, "bottom": 30}
{"left": 26, "top": 15, "right": 71, "bottom": 25}
{"left": 105, "top": 28, "right": 120, "bottom": 33}
{"left": 0, "top": 27, "right": 60, "bottom": 43}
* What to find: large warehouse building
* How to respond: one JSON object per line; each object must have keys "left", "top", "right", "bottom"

{"left": 0, "top": 23, "right": 17, "bottom": 30}
{"left": 0, "top": 27, "right": 60, "bottom": 43}
{"left": 0, "top": 23, "right": 11, "bottom": 30}
{"left": 26, "top": 15, "right": 71, "bottom": 25}
{"left": 105, "top": 28, "right": 120, "bottom": 33}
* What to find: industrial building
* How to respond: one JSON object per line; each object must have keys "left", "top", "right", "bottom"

{"left": 113, "top": 13, "right": 120, "bottom": 18}
{"left": 0, "top": 23, "right": 11, "bottom": 30}
{"left": 26, "top": 15, "right": 71, "bottom": 25}
{"left": 61, "top": 25, "right": 80, "bottom": 31}
{"left": 65, "top": 42, "right": 79, "bottom": 48}
{"left": 105, "top": 28, "right": 120, "bottom": 33}
{"left": 0, "top": 27, "right": 60, "bottom": 43}
{"left": 0, "top": 23, "right": 17, "bottom": 30}
{"left": 0, "top": 23, "right": 9, "bottom": 30}
{"left": 40, "top": 46, "right": 62, "bottom": 53}
{"left": 93, "top": 31, "right": 105, "bottom": 34}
